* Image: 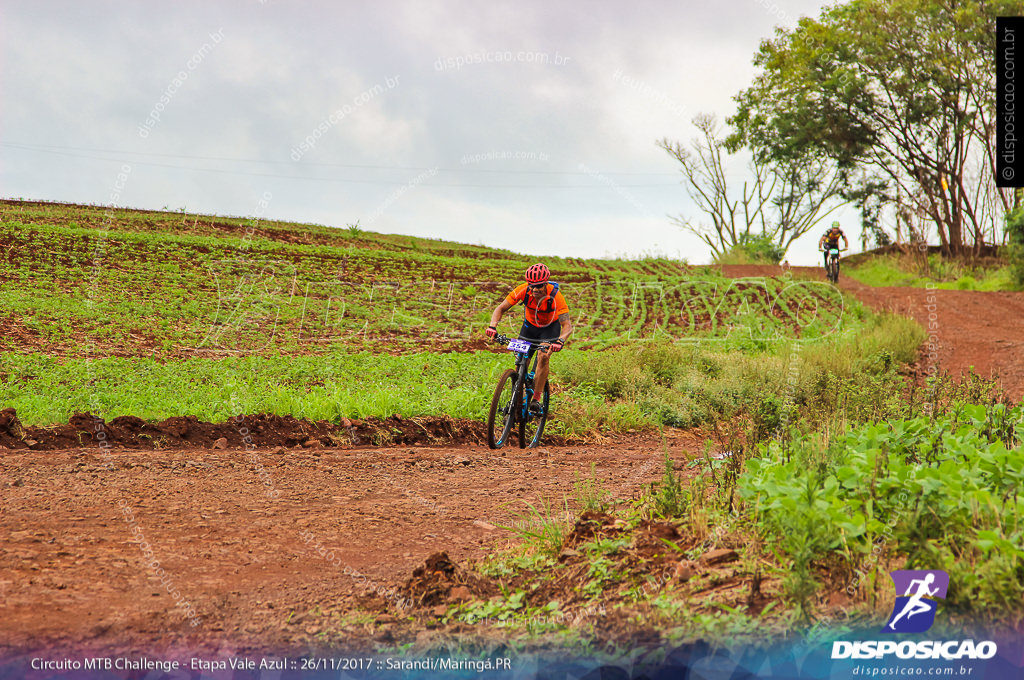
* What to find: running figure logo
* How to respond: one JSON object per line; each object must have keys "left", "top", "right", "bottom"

{"left": 882, "top": 570, "right": 949, "bottom": 633}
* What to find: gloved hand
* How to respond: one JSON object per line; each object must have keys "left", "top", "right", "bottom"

{"left": 549, "top": 339, "right": 564, "bottom": 352}
{"left": 485, "top": 326, "right": 497, "bottom": 340}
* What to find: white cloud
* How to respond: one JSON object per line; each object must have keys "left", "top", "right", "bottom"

{"left": 1, "top": 0, "right": 840, "bottom": 265}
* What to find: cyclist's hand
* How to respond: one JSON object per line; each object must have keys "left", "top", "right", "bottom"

{"left": 485, "top": 326, "right": 497, "bottom": 340}
{"left": 550, "top": 339, "right": 564, "bottom": 353}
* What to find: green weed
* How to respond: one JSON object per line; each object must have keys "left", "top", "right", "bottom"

{"left": 572, "top": 463, "right": 613, "bottom": 513}
{"left": 496, "top": 498, "right": 573, "bottom": 559}
{"left": 847, "top": 252, "right": 1016, "bottom": 291}
{"left": 654, "top": 449, "right": 688, "bottom": 519}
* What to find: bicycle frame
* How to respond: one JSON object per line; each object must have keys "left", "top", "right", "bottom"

{"left": 487, "top": 334, "right": 551, "bottom": 449}
{"left": 824, "top": 247, "right": 841, "bottom": 283}
{"left": 501, "top": 335, "right": 542, "bottom": 418}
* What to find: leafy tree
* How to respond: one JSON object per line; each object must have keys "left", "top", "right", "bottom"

{"left": 1006, "top": 198, "right": 1024, "bottom": 290}
{"left": 658, "top": 114, "right": 846, "bottom": 260}
{"left": 729, "top": 0, "right": 1017, "bottom": 256}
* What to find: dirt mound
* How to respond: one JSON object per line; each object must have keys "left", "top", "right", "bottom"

{"left": 384, "top": 514, "right": 755, "bottom": 645}
{"left": 631, "top": 519, "right": 698, "bottom": 560}
{"left": 562, "top": 512, "right": 698, "bottom": 561}
{"left": 0, "top": 409, "right": 488, "bottom": 451}
{"left": 563, "top": 510, "right": 620, "bottom": 546}
{"left": 402, "top": 552, "right": 498, "bottom": 609}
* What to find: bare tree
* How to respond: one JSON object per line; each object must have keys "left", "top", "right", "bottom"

{"left": 658, "top": 114, "right": 847, "bottom": 259}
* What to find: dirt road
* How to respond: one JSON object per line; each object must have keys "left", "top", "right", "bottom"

{"left": 0, "top": 433, "right": 702, "bottom": 657}
{"left": 717, "top": 265, "right": 1024, "bottom": 400}
{"left": 839, "top": 280, "right": 1024, "bottom": 401}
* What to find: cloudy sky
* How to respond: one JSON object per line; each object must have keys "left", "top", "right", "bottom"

{"left": 1, "top": 0, "right": 846, "bottom": 265}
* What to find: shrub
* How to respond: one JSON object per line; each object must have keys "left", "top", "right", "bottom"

{"left": 714, "top": 234, "right": 786, "bottom": 265}
{"left": 741, "top": 405, "right": 1024, "bottom": 622}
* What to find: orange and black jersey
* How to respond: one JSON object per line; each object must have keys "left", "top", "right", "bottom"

{"left": 823, "top": 229, "right": 845, "bottom": 247}
{"left": 505, "top": 283, "right": 569, "bottom": 328}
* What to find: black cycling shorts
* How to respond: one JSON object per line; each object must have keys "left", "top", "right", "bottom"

{"left": 519, "top": 319, "right": 561, "bottom": 344}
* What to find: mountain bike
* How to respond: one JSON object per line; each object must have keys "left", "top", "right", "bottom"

{"left": 825, "top": 247, "right": 845, "bottom": 283}
{"left": 486, "top": 334, "right": 551, "bottom": 450}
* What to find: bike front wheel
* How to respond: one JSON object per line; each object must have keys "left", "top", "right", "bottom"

{"left": 518, "top": 381, "right": 550, "bottom": 449}
{"left": 487, "top": 369, "right": 519, "bottom": 449}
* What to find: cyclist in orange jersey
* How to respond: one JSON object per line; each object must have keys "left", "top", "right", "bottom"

{"left": 486, "top": 263, "right": 572, "bottom": 416}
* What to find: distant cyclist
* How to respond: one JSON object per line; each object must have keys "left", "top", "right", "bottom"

{"left": 818, "top": 221, "right": 849, "bottom": 269}
{"left": 486, "top": 263, "right": 572, "bottom": 416}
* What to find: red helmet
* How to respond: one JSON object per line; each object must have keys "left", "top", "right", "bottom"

{"left": 525, "top": 263, "right": 550, "bottom": 284}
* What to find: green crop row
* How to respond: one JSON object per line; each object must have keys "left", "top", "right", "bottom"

{"left": 0, "top": 200, "right": 525, "bottom": 261}
{"left": 1, "top": 216, "right": 849, "bottom": 357}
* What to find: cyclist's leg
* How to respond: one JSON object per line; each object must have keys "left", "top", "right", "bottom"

{"left": 534, "top": 350, "right": 550, "bottom": 403}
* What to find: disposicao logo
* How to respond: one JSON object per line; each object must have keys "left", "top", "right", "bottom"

{"left": 831, "top": 569, "right": 998, "bottom": 661}
{"left": 882, "top": 569, "right": 949, "bottom": 634}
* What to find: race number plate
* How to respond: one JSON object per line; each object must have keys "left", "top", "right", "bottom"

{"left": 507, "top": 339, "right": 531, "bottom": 353}
{"left": 829, "top": 248, "right": 840, "bottom": 255}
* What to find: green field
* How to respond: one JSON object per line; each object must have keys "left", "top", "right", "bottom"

{"left": 459, "top": 398, "right": 1024, "bottom": 649}
{"left": 1, "top": 199, "right": 905, "bottom": 434}
{"left": 845, "top": 252, "right": 1016, "bottom": 291}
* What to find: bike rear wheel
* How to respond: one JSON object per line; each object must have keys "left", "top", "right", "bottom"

{"left": 487, "top": 369, "right": 519, "bottom": 449}
{"left": 518, "top": 381, "right": 550, "bottom": 449}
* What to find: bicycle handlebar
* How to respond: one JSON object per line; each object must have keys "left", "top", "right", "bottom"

{"left": 491, "top": 334, "right": 552, "bottom": 349}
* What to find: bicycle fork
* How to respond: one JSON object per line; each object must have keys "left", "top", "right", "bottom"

{"left": 514, "top": 352, "right": 535, "bottom": 419}
{"left": 523, "top": 370, "right": 535, "bottom": 417}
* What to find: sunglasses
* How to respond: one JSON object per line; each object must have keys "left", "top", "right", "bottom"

{"left": 528, "top": 283, "right": 547, "bottom": 291}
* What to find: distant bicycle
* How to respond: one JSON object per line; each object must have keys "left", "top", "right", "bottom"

{"left": 825, "top": 247, "right": 847, "bottom": 283}
{"left": 486, "top": 333, "right": 550, "bottom": 449}
{"left": 819, "top": 221, "right": 849, "bottom": 284}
